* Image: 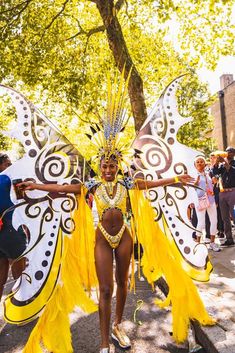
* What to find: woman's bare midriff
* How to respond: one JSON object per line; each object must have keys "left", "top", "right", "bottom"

{"left": 95, "top": 207, "right": 132, "bottom": 246}
{"left": 98, "top": 208, "right": 123, "bottom": 235}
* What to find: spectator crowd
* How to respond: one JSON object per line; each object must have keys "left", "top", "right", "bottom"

{"left": 188, "top": 146, "right": 235, "bottom": 251}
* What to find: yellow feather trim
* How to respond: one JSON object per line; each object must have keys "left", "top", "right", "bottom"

{"left": 23, "top": 189, "right": 98, "bottom": 353}
{"left": 129, "top": 189, "right": 215, "bottom": 343}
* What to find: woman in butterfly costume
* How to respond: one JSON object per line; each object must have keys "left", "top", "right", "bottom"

{"left": 17, "top": 71, "right": 215, "bottom": 353}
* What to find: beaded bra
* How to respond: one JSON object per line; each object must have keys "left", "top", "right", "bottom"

{"left": 94, "top": 182, "right": 127, "bottom": 220}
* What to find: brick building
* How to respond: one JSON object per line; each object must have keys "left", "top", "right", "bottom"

{"left": 210, "top": 74, "right": 235, "bottom": 150}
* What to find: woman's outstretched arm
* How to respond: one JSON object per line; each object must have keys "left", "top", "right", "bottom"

{"left": 18, "top": 181, "right": 81, "bottom": 194}
{"left": 135, "top": 174, "right": 195, "bottom": 190}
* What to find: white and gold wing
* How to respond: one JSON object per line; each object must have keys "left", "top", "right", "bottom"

{"left": 132, "top": 77, "right": 212, "bottom": 281}
{"left": 0, "top": 85, "right": 97, "bottom": 353}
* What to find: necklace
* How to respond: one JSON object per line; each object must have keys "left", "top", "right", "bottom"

{"left": 104, "top": 181, "right": 116, "bottom": 197}
{"left": 95, "top": 182, "right": 127, "bottom": 220}
{"left": 99, "top": 182, "right": 124, "bottom": 207}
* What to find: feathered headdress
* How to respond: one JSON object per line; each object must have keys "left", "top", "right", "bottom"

{"left": 86, "top": 68, "right": 138, "bottom": 172}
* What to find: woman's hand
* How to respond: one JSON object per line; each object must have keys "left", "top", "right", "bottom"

{"left": 136, "top": 173, "right": 195, "bottom": 190}
{"left": 178, "top": 174, "right": 195, "bottom": 184}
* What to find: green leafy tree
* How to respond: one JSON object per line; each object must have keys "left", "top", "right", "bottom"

{"left": 0, "top": 0, "right": 234, "bottom": 154}
{"left": 0, "top": 98, "right": 17, "bottom": 151}
{"left": 177, "top": 76, "right": 217, "bottom": 155}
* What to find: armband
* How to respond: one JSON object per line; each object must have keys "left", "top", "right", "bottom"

{"left": 85, "top": 179, "right": 97, "bottom": 190}
{"left": 123, "top": 176, "right": 135, "bottom": 189}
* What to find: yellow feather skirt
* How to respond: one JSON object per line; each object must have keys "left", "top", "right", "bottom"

{"left": 22, "top": 188, "right": 98, "bottom": 353}
{"left": 129, "top": 189, "right": 215, "bottom": 343}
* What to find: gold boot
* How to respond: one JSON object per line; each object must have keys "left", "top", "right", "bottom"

{"left": 111, "top": 323, "right": 131, "bottom": 349}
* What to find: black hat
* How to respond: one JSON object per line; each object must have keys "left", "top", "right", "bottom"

{"left": 226, "top": 146, "right": 235, "bottom": 153}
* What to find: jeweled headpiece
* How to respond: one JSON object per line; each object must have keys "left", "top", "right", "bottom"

{"left": 86, "top": 68, "right": 137, "bottom": 172}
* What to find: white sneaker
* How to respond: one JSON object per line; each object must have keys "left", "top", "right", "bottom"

{"left": 218, "top": 235, "right": 226, "bottom": 244}
{"left": 209, "top": 242, "right": 221, "bottom": 252}
{"left": 100, "top": 348, "right": 109, "bottom": 353}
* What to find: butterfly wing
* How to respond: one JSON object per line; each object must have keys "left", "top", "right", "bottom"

{"left": 132, "top": 76, "right": 212, "bottom": 281}
{"left": 0, "top": 85, "right": 85, "bottom": 324}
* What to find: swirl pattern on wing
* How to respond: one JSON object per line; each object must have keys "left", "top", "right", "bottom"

{"left": 135, "top": 136, "right": 172, "bottom": 177}
{"left": 132, "top": 76, "right": 212, "bottom": 281}
{"left": 0, "top": 85, "right": 85, "bottom": 323}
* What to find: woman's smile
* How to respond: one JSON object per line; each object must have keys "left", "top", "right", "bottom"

{"left": 100, "top": 158, "right": 118, "bottom": 181}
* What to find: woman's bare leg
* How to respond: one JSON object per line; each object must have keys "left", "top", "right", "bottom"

{"left": 95, "top": 232, "right": 114, "bottom": 349}
{"left": 114, "top": 230, "right": 133, "bottom": 325}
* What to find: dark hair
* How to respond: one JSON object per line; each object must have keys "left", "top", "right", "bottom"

{"left": 0, "top": 153, "right": 9, "bottom": 164}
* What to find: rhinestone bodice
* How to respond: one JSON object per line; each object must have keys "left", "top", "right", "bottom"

{"left": 94, "top": 182, "right": 127, "bottom": 220}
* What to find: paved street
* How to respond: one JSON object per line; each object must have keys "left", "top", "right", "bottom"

{"left": 0, "top": 286, "right": 188, "bottom": 353}
{"left": 0, "top": 272, "right": 189, "bottom": 353}
{"left": 195, "top": 245, "right": 235, "bottom": 353}
{"left": 0, "top": 241, "right": 234, "bottom": 353}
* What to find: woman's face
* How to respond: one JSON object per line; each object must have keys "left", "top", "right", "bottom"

{"left": 195, "top": 158, "right": 206, "bottom": 172}
{"left": 100, "top": 158, "right": 118, "bottom": 182}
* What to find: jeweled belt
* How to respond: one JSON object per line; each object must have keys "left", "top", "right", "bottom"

{"left": 98, "top": 223, "right": 126, "bottom": 249}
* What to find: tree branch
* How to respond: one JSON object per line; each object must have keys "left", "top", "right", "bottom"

{"left": 0, "top": 0, "right": 32, "bottom": 15}
{"left": 66, "top": 23, "right": 105, "bottom": 41}
{"left": 95, "top": 0, "right": 147, "bottom": 131}
{"left": 1, "top": 0, "right": 69, "bottom": 41}
{"left": 66, "top": 0, "right": 124, "bottom": 41}
{"left": 43, "top": 0, "right": 70, "bottom": 32}
{"left": 87, "top": 25, "right": 106, "bottom": 37}
{"left": 30, "top": 0, "right": 70, "bottom": 46}
{"left": 0, "top": 0, "right": 33, "bottom": 36}
{"left": 115, "top": 0, "right": 125, "bottom": 12}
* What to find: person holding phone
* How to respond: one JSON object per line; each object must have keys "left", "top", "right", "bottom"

{"left": 211, "top": 147, "right": 235, "bottom": 246}
{"left": 0, "top": 153, "right": 27, "bottom": 301}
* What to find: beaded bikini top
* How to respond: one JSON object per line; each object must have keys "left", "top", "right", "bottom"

{"left": 94, "top": 182, "right": 127, "bottom": 220}
{"left": 85, "top": 176, "right": 135, "bottom": 220}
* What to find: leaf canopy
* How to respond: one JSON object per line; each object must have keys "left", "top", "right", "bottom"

{"left": 0, "top": 0, "right": 234, "bottom": 156}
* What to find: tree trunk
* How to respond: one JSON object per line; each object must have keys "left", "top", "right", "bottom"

{"left": 95, "top": 0, "right": 147, "bottom": 131}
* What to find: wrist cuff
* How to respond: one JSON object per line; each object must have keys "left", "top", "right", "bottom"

{"left": 174, "top": 176, "right": 180, "bottom": 183}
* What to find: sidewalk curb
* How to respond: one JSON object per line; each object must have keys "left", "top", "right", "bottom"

{"left": 191, "top": 320, "right": 219, "bottom": 353}
{"left": 156, "top": 277, "right": 220, "bottom": 353}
